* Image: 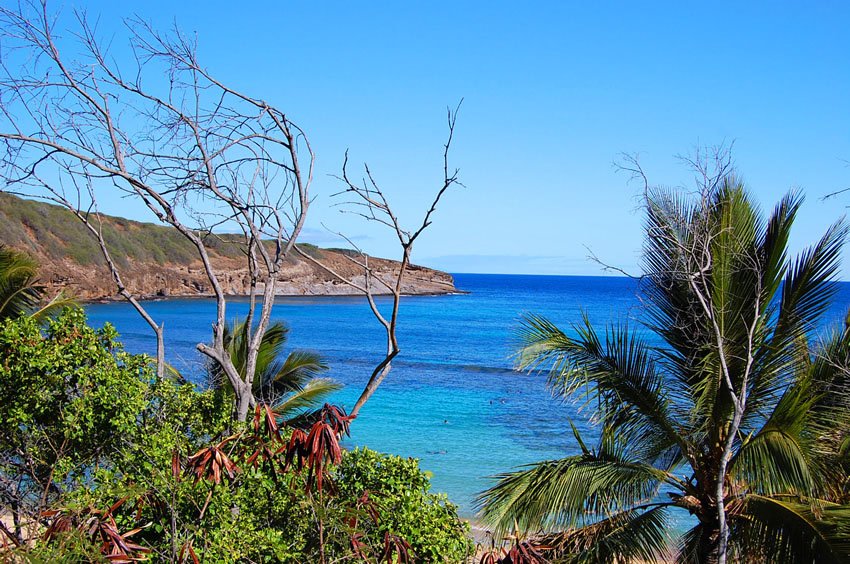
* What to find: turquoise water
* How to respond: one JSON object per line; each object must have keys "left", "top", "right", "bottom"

{"left": 84, "top": 273, "right": 850, "bottom": 521}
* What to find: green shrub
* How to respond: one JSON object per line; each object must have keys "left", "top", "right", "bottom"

{"left": 0, "top": 308, "right": 149, "bottom": 490}
{"left": 13, "top": 529, "right": 112, "bottom": 563}
{"left": 0, "top": 308, "right": 151, "bottom": 546}
{"left": 335, "top": 447, "right": 474, "bottom": 562}
{"left": 0, "top": 308, "right": 473, "bottom": 562}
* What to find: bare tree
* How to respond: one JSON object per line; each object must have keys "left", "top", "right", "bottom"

{"left": 0, "top": 1, "right": 312, "bottom": 421}
{"left": 295, "top": 102, "right": 462, "bottom": 418}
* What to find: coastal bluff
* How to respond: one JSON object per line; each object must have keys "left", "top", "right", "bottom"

{"left": 0, "top": 194, "right": 458, "bottom": 300}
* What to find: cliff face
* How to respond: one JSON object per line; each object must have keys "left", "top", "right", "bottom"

{"left": 0, "top": 194, "right": 457, "bottom": 300}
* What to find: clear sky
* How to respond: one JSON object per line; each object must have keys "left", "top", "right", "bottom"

{"left": 28, "top": 1, "right": 850, "bottom": 277}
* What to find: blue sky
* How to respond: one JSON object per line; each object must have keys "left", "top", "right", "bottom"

{"left": 38, "top": 1, "right": 850, "bottom": 276}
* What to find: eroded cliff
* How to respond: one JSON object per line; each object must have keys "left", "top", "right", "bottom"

{"left": 0, "top": 194, "right": 457, "bottom": 300}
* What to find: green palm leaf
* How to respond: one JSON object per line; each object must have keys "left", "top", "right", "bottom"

{"left": 676, "top": 523, "right": 714, "bottom": 564}
{"left": 801, "top": 317, "right": 850, "bottom": 503}
{"left": 27, "top": 290, "right": 76, "bottom": 322}
{"left": 518, "top": 313, "right": 684, "bottom": 464}
{"left": 731, "top": 495, "right": 850, "bottom": 563}
{"left": 271, "top": 377, "right": 341, "bottom": 419}
{"left": 0, "top": 245, "right": 72, "bottom": 321}
{"left": 541, "top": 506, "right": 671, "bottom": 564}
{"left": 476, "top": 429, "right": 673, "bottom": 533}
{"left": 731, "top": 369, "right": 820, "bottom": 497}
{"left": 480, "top": 174, "right": 850, "bottom": 562}
{"left": 746, "top": 220, "right": 849, "bottom": 422}
{"left": 732, "top": 428, "right": 815, "bottom": 498}
{"left": 262, "top": 349, "right": 329, "bottom": 397}
{"left": 208, "top": 316, "right": 335, "bottom": 414}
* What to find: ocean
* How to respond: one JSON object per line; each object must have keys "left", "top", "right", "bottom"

{"left": 83, "top": 273, "right": 850, "bottom": 521}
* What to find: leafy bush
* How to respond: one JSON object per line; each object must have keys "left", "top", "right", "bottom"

{"left": 1, "top": 310, "right": 473, "bottom": 562}
{"left": 335, "top": 447, "right": 474, "bottom": 562}
{"left": 0, "top": 307, "right": 149, "bottom": 540}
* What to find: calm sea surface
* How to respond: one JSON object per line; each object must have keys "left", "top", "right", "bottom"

{"left": 84, "top": 274, "right": 850, "bottom": 520}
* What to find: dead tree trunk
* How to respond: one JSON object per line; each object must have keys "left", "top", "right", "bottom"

{"left": 0, "top": 2, "right": 312, "bottom": 421}
{"left": 296, "top": 102, "right": 462, "bottom": 418}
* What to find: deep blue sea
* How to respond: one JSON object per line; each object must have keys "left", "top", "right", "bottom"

{"left": 84, "top": 274, "right": 850, "bottom": 521}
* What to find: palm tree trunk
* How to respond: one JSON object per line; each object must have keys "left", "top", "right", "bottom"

{"left": 716, "top": 408, "right": 743, "bottom": 564}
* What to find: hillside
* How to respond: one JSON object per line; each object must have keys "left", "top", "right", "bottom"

{"left": 0, "top": 194, "right": 457, "bottom": 300}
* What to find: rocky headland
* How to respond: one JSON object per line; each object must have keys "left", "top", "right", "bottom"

{"left": 0, "top": 194, "right": 458, "bottom": 301}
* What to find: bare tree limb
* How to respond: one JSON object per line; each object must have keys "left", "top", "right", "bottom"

{"left": 306, "top": 101, "right": 463, "bottom": 418}
{"left": 0, "top": 0, "right": 312, "bottom": 421}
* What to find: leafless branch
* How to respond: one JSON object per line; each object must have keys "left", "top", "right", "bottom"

{"left": 0, "top": 0, "right": 312, "bottom": 421}
{"left": 583, "top": 245, "right": 642, "bottom": 280}
{"left": 822, "top": 186, "right": 850, "bottom": 202}
{"left": 307, "top": 101, "right": 463, "bottom": 418}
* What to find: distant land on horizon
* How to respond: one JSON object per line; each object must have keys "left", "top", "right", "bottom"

{"left": 443, "top": 270, "right": 850, "bottom": 288}
{"left": 0, "top": 193, "right": 457, "bottom": 301}
{"left": 419, "top": 250, "right": 640, "bottom": 279}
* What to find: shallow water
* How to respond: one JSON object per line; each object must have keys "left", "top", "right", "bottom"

{"left": 84, "top": 273, "right": 850, "bottom": 525}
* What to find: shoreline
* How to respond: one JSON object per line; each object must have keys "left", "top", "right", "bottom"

{"left": 80, "top": 288, "right": 471, "bottom": 305}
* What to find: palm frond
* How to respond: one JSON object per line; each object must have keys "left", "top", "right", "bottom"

{"left": 746, "top": 220, "right": 849, "bottom": 420}
{"left": 489, "top": 175, "right": 850, "bottom": 562}
{"left": 263, "top": 350, "right": 329, "bottom": 396}
{"left": 777, "top": 220, "right": 848, "bottom": 340}
{"left": 676, "top": 524, "right": 715, "bottom": 564}
{"left": 208, "top": 316, "right": 334, "bottom": 415}
{"left": 802, "top": 318, "right": 850, "bottom": 502}
{"left": 476, "top": 446, "right": 672, "bottom": 534}
{"left": 28, "top": 290, "right": 77, "bottom": 322}
{"left": 270, "top": 377, "right": 341, "bottom": 419}
{"left": 758, "top": 191, "right": 802, "bottom": 304}
{"left": 539, "top": 505, "right": 671, "bottom": 564}
{"left": 0, "top": 245, "right": 46, "bottom": 320}
{"left": 518, "top": 313, "right": 684, "bottom": 462}
{"left": 731, "top": 495, "right": 850, "bottom": 563}
{"left": 731, "top": 428, "right": 815, "bottom": 498}
{"left": 0, "top": 278, "right": 41, "bottom": 319}
{"left": 252, "top": 321, "right": 290, "bottom": 377}
{"left": 731, "top": 365, "right": 824, "bottom": 497}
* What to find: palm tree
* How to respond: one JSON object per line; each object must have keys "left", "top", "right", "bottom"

{"left": 208, "top": 318, "right": 340, "bottom": 419}
{"left": 0, "top": 245, "right": 70, "bottom": 321}
{"left": 477, "top": 178, "right": 850, "bottom": 563}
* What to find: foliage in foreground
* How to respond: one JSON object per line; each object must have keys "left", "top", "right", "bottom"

{"left": 335, "top": 448, "right": 474, "bottom": 561}
{"left": 477, "top": 178, "right": 850, "bottom": 563}
{"left": 0, "top": 309, "right": 472, "bottom": 562}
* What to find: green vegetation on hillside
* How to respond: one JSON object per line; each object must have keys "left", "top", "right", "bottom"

{"left": 0, "top": 194, "right": 329, "bottom": 267}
